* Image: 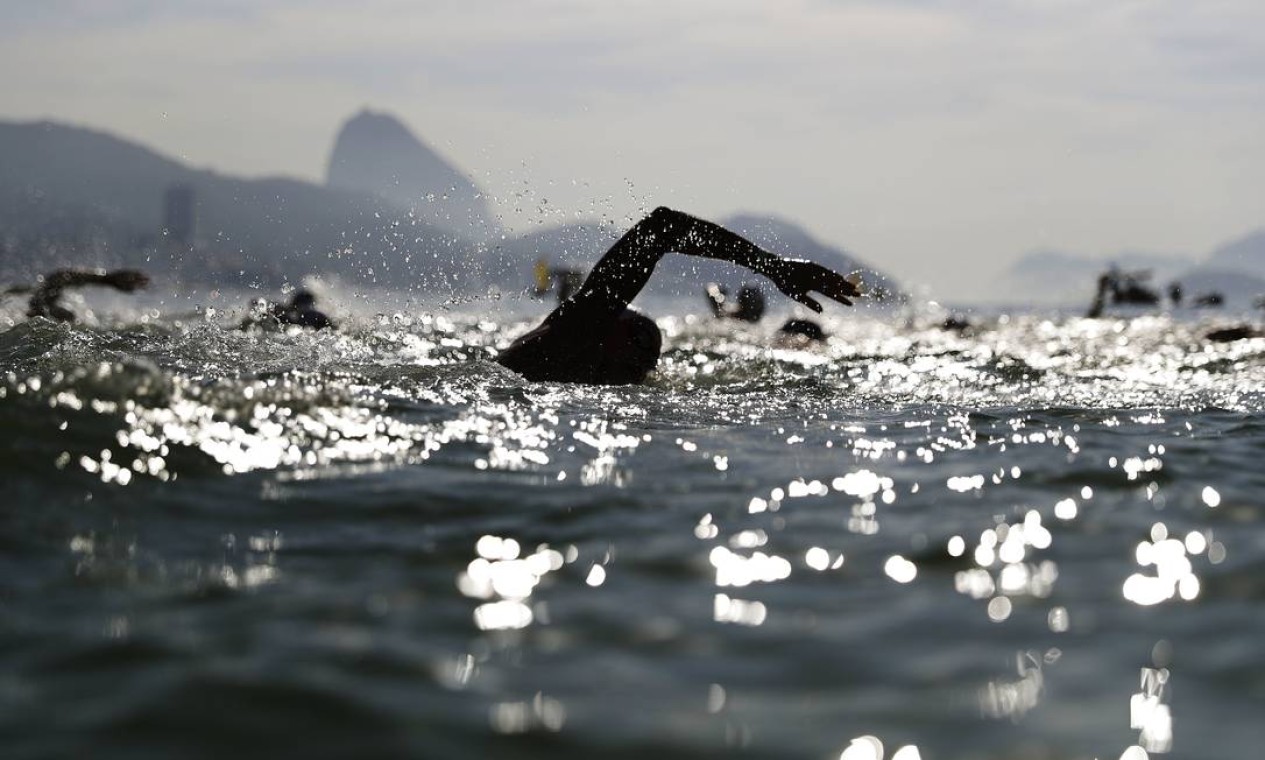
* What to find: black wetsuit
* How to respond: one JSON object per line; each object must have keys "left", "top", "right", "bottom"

{"left": 497, "top": 207, "right": 859, "bottom": 385}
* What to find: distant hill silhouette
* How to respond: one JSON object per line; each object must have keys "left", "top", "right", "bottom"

{"left": 1205, "top": 228, "right": 1265, "bottom": 272}
{"left": 0, "top": 120, "right": 471, "bottom": 291}
{"left": 0, "top": 117, "right": 899, "bottom": 306}
{"left": 326, "top": 110, "right": 500, "bottom": 240}
{"left": 1172, "top": 229, "right": 1265, "bottom": 304}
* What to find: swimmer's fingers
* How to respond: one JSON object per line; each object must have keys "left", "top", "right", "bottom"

{"left": 820, "top": 268, "right": 862, "bottom": 304}
{"left": 771, "top": 260, "right": 858, "bottom": 310}
{"left": 795, "top": 294, "right": 823, "bottom": 313}
{"left": 814, "top": 272, "right": 858, "bottom": 307}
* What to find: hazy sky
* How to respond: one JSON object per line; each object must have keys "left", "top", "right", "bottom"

{"left": 2, "top": 0, "right": 1262, "bottom": 299}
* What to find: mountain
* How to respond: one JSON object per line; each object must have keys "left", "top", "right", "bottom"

{"left": 1203, "top": 228, "right": 1265, "bottom": 273}
{"left": 0, "top": 120, "right": 472, "bottom": 291}
{"left": 325, "top": 110, "right": 500, "bottom": 240}
{"left": 480, "top": 211, "right": 902, "bottom": 303}
{"left": 0, "top": 117, "right": 894, "bottom": 306}
{"left": 1179, "top": 229, "right": 1265, "bottom": 302}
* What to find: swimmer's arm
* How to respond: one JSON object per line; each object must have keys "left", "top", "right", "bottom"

{"left": 39, "top": 269, "right": 150, "bottom": 292}
{"left": 567, "top": 207, "right": 859, "bottom": 316}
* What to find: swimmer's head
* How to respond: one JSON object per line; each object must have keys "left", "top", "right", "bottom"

{"left": 779, "top": 318, "right": 826, "bottom": 342}
{"left": 290, "top": 289, "right": 317, "bottom": 309}
{"left": 597, "top": 309, "right": 662, "bottom": 384}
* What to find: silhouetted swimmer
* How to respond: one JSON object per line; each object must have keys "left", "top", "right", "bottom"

{"left": 1204, "top": 294, "right": 1264, "bottom": 342}
{"left": 5, "top": 269, "right": 149, "bottom": 323}
{"left": 242, "top": 289, "right": 335, "bottom": 330}
{"left": 1088, "top": 269, "right": 1160, "bottom": 318}
{"left": 1192, "top": 292, "right": 1224, "bottom": 308}
{"left": 1087, "top": 274, "right": 1111, "bottom": 319}
{"left": 705, "top": 283, "right": 766, "bottom": 322}
{"left": 1168, "top": 281, "right": 1183, "bottom": 308}
{"left": 1112, "top": 272, "right": 1160, "bottom": 306}
{"left": 282, "top": 290, "right": 335, "bottom": 329}
{"left": 708, "top": 281, "right": 829, "bottom": 345}
{"left": 778, "top": 318, "right": 827, "bottom": 342}
{"left": 1205, "top": 325, "right": 1261, "bottom": 342}
{"left": 497, "top": 207, "right": 861, "bottom": 385}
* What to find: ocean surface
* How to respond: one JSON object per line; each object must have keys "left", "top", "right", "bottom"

{"left": 1, "top": 295, "right": 1263, "bottom": 760}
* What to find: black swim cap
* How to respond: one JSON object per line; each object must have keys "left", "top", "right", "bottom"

{"left": 600, "top": 310, "right": 662, "bottom": 384}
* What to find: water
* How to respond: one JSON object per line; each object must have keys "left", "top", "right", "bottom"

{"left": 1, "top": 301, "right": 1263, "bottom": 760}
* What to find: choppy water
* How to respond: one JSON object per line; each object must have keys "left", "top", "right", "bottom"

{"left": 2, "top": 301, "right": 1263, "bottom": 760}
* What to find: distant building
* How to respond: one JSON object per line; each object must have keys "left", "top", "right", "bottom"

{"left": 162, "top": 183, "right": 196, "bottom": 245}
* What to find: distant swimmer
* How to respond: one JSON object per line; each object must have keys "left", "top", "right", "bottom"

{"left": 1118, "top": 275, "right": 1161, "bottom": 306}
{"left": 1201, "top": 296, "right": 1263, "bottom": 341}
{"left": 533, "top": 259, "right": 585, "bottom": 304}
{"left": 1191, "top": 291, "right": 1224, "bottom": 308}
{"left": 497, "top": 207, "right": 861, "bottom": 385}
{"left": 4, "top": 268, "right": 149, "bottom": 323}
{"left": 705, "top": 283, "right": 766, "bottom": 322}
{"left": 706, "top": 281, "right": 831, "bottom": 345}
{"left": 778, "top": 318, "right": 827, "bottom": 342}
{"left": 941, "top": 314, "right": 973, "bottom": 333}
{"left": 1163, "top": 279, "right": 1224, "bottom": 309}
{"left": 1087, "top": 269, "right": 1160, "bottom": 318}
{"left": 1205, "top": 325, "right": 1262, "bottom": 342}
{"left": 241, "top": 289, "right": 335, "bottom": 330}
{"left": 1168, "top": 281, "right": 1183, "bottom": 308}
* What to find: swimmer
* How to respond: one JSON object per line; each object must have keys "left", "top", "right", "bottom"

{"left": 6, "top": 268, "right": 149, "bottom": 323}
{"left": 242, "top": 289, "right": 335, "bottom": 330}
{"left": 708, "top": 281, "right": 831, "bottom": 345}
{"left": 497, "top": 207, "right": 861, "bottom": 384}
{"left": 1088, "top": 268, "right": 1162, "bottom": 318}
{"left": 778, "top": 318, "right": 827, "bottom": 342}
{"left": 1168, "top": 281, "right": 1183, "bottom": 308}
{"left": 1205, "top": 325, "right": 1261, "bottom": 342}
{"left": 1191, "top": 292, "right": 1224, "bottom": 308}
{"left": 705, "top": 283, "right": 766, "bottom": 323}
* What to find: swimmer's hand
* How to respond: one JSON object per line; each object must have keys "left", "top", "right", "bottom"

{"left": 105, "top": 270, "right": 150, "bottom": 292}
{"left": 767, "top": 260, "right": 861, "bottom": 312}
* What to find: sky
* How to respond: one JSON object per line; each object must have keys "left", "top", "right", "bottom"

{"left": 1, "top": 0, "right": 1262, "bottom": 300}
